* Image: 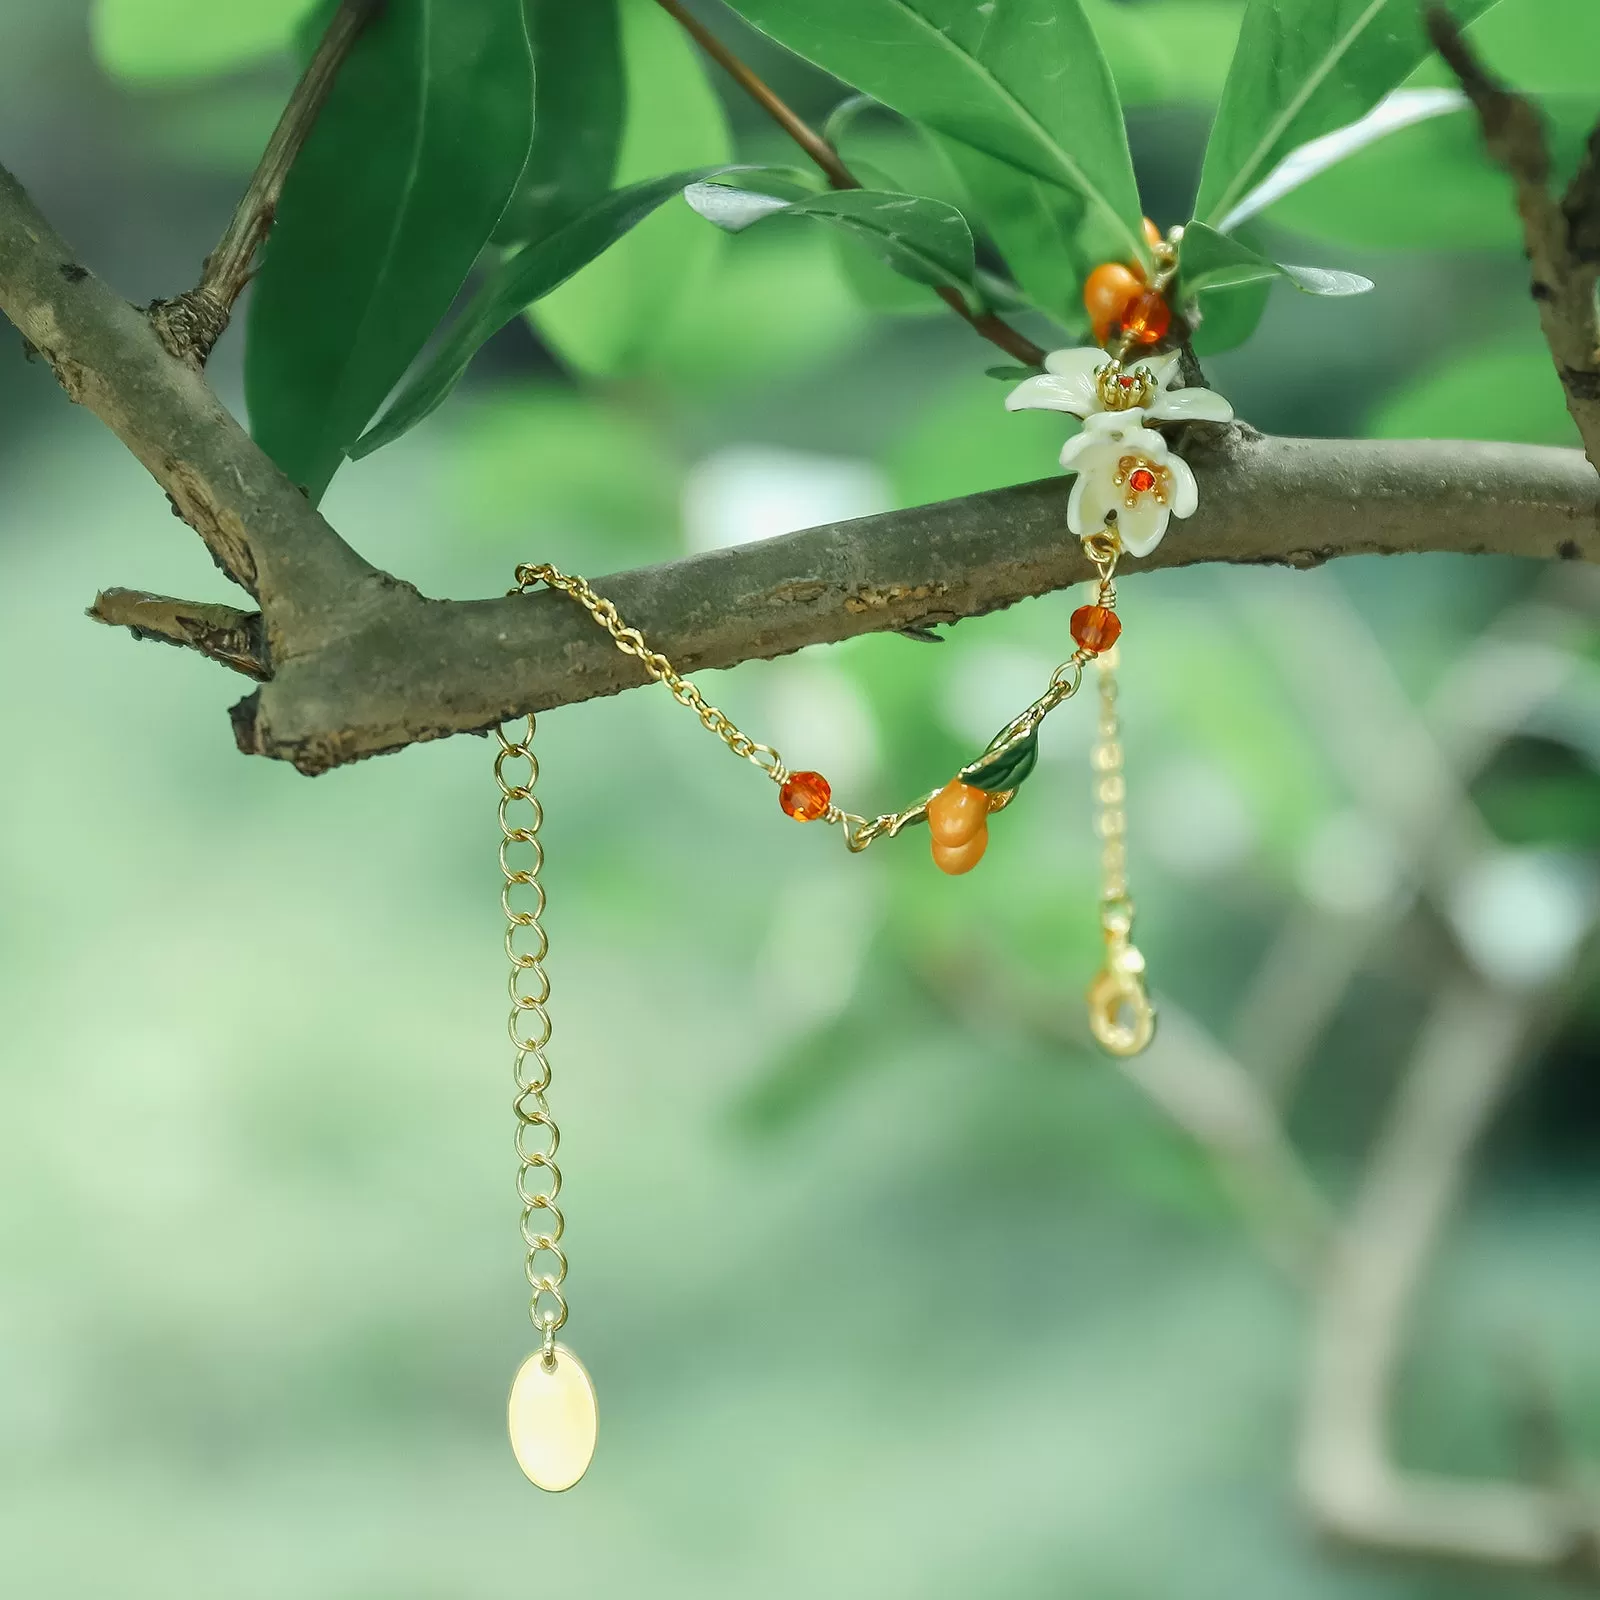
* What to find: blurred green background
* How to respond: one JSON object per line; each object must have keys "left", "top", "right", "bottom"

{"left": 1, "top": 2, "right": 1598, "bottom": 1595}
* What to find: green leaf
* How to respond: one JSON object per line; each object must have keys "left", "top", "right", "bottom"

{"left": 1178, "top": 222, "right": 1372, "bottom": 298}
{"left": 495, "top": 0, "right": 623, "bottom": 245}
{"left": 245, "top": 0, "right": 534, "bottom": 500}
{"left": 961, "top": 726, "right": 1040, "bottom": 793}
{"left": 724, "top": 0, "right": 1148, "bottom": 269}
{"left": 1265, "top": 92, "right": 1596, "bottom": 250}
{"left": 938, "top": 141, "right": 1095, "bottom": 328}
{"left": 686, "top": 185, "right": 980, "bottom": 304}
{"left": 354, "top": 170, "right": 735, "bottom": 457}
{"left": 1367, "top": 335, "right": 1580, "bottom": 447}
{"left": 1217, "top": 86, "right": 1466, "bottom": 232}
{"left": 92, "top": 0, "right": 318, "bottom": 79}
{"left": 1194, "top": 0, "right": 1504, "bottom": 228}
{"left": 1189, "top": 277, "right": 1270, "bottom": 357}
{"left": 531, "top": 0, "right": 733, "bottom": 377}
{"left": 1115, "top": 0, "right": 1248, "bottom": 106}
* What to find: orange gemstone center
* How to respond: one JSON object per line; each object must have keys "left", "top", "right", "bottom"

{"left": 1128, "top": 467, "right": 1156, "bottom": 493}
{"left": 780, "top": 770, "right": 832, "bottom": 821}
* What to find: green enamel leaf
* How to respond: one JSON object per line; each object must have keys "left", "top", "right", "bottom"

{"left": 961, "top": 726, "right": 1040, "bottom": 794}
{"left": 723, "top": 0, "right": 1148, "bottom": 271}
{"left": 495, "top": 0, "right": 623, "bottom": 245}
{"left": 687, "top": 185, "right": 981, "bottom": 305}
{"left": 354, "top": 169, "right": 742, "bottom": 457}
{"left": 245, "top": 0, "right": 534, "bottom": 500}
{"left": 1195, "top": 0, "right": 1504, "bottom": 228}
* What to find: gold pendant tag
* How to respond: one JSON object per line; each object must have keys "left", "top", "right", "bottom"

{"left": 508, "top": 1344, "right": 598, "bottom": 1491}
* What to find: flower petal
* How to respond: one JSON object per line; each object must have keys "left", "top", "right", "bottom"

{"left": 1059, "top": 429, "right": 1097, "bottom": 470}
{"left": 1166, "top": 453, "right": 1199, "bottom": 519}
{"left": 1068, "top": 463, "right": 1121, "bottom": 539}
{"left": 1148, "top": 385, "right": 1234, "bottom": 424}
{"left": 1145, "top": 351, "right": 1184, "bottom": 390}
{"left": 1124, "top": 425, "right": 1170, "bottom": 459}
{"left": 1043, "top": 346, "right": 1107, "bottom": 381}
{"left": 1005, "top": 373, "right": 1095, "bottom": 416}
{"left": 1038, "top": 347, "right": 1105, "bottom": 411}
{"left": 1118, "top": 500, "right": 1171, "bottom": 557}
{"left": 1079, "top": 410, "right": 1151, "bottom": 452}
{"left": 1066, "top": 472, "right": 1090, "bottom": 537}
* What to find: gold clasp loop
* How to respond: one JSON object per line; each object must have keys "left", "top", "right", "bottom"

{"left": 1087, "top": 897, "right": 1155, "bottom": 1057}
{"left": 1086, "top": 945, "right": 1156, "bottom": 1057}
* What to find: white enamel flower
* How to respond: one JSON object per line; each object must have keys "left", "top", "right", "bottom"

{"left": 1058, "top": 413, "right": 1197, "bottom": 557}
{"left": 1005, "top": 346, "right": 1233, "bottom": 426}
{"left": 1005, "top": 346, "right": 1231, "bottom": 556}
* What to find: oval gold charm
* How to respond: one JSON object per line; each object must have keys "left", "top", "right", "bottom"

{"left": 508, "top": 1344, "right": 597, "bottom": 1491}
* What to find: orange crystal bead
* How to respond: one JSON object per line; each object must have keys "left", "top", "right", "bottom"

{"left": 1083, "top": 262, "right": 1143, "bottom": 345}
{"left": 1119, "top": 289, "right": 1171, "bottom": 346}
{"left": 932, "top": 824, "right": 988, "bottom": 875}
{"left": 1141, "top": 216, "right": 1163, "bottom": 248}
{"left": 1071, "top": 604, "right": 1122, "bottom": 654}
{"left": 926, "top": 778, "right": 991, "bottom": 847}
{"left": 779, "top": 769, "right": 831, "bottom": 821}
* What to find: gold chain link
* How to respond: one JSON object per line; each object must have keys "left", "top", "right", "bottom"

{"left": 494, "top": 715, "right": 569, "bottom": 1354}
{"left": 1083, "top": 542, "right": 1156, "bottom": 1056}
{"left": 513, "top": 562, "right": 1090, "bottom": 852}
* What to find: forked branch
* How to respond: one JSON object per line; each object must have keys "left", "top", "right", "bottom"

{"left": 1430, "top": 7, "right": 1600, "bottom": 468}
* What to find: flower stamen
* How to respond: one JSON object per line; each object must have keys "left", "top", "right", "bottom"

{"left": 1112, "top": 454, "right": 1170, "bottom": 509}
{"left": 1095, "top": 363, "right": 1156, "bottom": 412}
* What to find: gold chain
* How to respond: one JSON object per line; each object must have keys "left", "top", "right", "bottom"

{"left": 1083, "top": 541, "right": 1155, "bottom": 1055}
{"left": 494, "top": 715, "right": 569, "bottom": 1355}
{"left": 514, "top": 562, "right": 1087, "bottom": 852}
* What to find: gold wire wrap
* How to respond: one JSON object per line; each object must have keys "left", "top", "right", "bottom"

{"left": 494, "top": 716, "right": 570, "bottom": 1346}
{"left": 512, "top": 563, "right": 1087, "bottom": 852}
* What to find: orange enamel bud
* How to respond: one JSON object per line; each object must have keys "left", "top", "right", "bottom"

{"left": 1142, "top": 216, "right": 1163, "bottom": 248}
{"left": 1119, "top": 288, "right": 1171, "bottom": 346}
{"left": 779, "top": 770, "right": 831, "bottom": 821}
{"left": 1071, "top": 604, "right": 1122, "bottom": 654}
{"left": 926, "top": 778, "right": 991, "bottom": 847}
{"left": 1083, "top": 262, "right": 1143, "bottom": 344}
{"left": 932, "top": 823, "right": 989, "bottom": 875}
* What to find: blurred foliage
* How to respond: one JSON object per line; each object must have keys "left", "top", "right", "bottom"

{"left": 92, "top": 0, "right": 319, "bottom": 80}
{"left": 2, "top": 0, "right": 1599, "bottom": 1596}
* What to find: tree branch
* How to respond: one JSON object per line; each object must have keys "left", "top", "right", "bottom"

{"left": 88, "top": 587, "right": 267, "bottom": 679}
{"left": 1429, "top": 8, "right": 1600, "bottom": 468}
{"left": 0, "top": 160, "right": 385, "bottom": 640}
{"left": 1298, "top": 979, "right": 1600, "bottom": 1579}
{"left": 234, "top": 429, "right": 1600, "bottom": 772}
{"left": 147, "top": 0, "right": 383, "bottom": 366}
{"left": 1, "top": 156, "right": 1597, "bottom": 774}
{"left": 650, "top": 0, "right": 1048, "bottom": 368}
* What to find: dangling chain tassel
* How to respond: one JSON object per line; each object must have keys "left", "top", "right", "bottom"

{"left": 1078, "top": 536, "right": 1156, "bottom": 1056}
{"left": 496, "top": 715, "right": 599, "bottom": 1492}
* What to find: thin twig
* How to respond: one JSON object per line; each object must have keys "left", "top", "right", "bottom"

{"left": 89, "top": 588, "right": 269, "bottom": 679}
{"left": 148, "top": 0, "right": 384, "bottom": 365}
{"left": 651, "top": 0, "right": 1047, "bottom": 367}
{"left": 1428, "top": 7, "right": 1600, "bottom": 470}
